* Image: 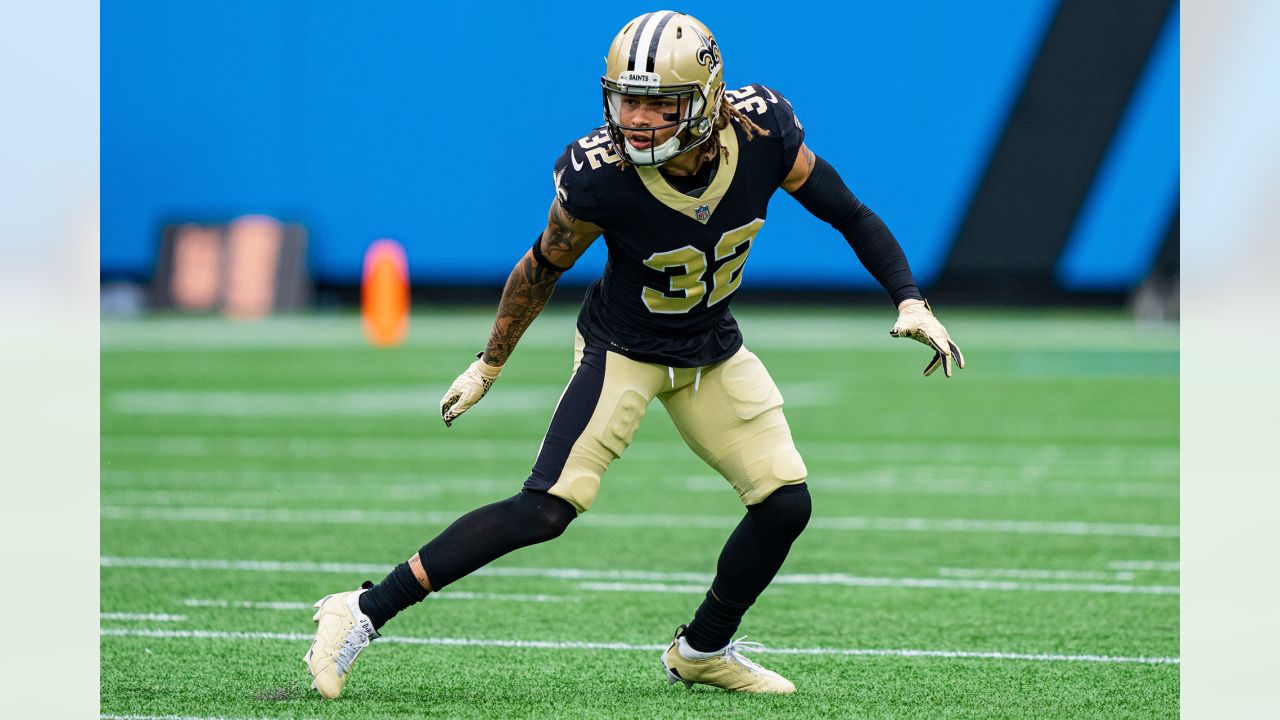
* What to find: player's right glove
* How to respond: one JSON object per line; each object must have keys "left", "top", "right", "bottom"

{"left": 440, "top": 354, "right": 502, "bottom": 427}
{"left": 890, "top": 299, "right": 965, "bottom": 378}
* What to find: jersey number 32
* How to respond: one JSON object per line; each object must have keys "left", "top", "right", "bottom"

{"left": 641, "top": 219, "right": 765, "bottom": 314}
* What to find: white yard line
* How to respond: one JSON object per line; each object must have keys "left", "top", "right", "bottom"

{"left": 182, "top": 590, "right": 576, "bottom": 609}
{"left": 183, "top": 599, "right": 313, "bottom": 611}
{"left": 101, "top": 557, "right": 1179, "bottom": 596}
{"left": 100, "top": 612, "right": 187, "bottom": 622}
{"left": 1109, "top": 560, "right": 1180, "bottom": 571}
{"left": 105, "top": 556, "right": 388, "bottom": 574}
{"left": 101, "top": 715, "right": 307, "bottom": 720}
{"left": 108, "top": 382, "right": 834, "bottom": 416}
{"left": 769, "top": 575, "right": 1175, "bottom": 595}
{"left": 938, "top": 567, "right": 1137, "bottom": 582}
{"left": 102, "top": 468, "right": 434, "bottom": 484}
{"left": 100, "top": 504, "right": 1180, "bottom": 538}
{"left": 99, "top": 485, "right": 502, "bottom": 506}
{"left": 100, "top": 434, "right": 1178, "bottom": 466}
{"left": 803, "top": 516, "right": 1177, "bottom": 538}
{"left": 101, "top": 468, "right": 1176, "bottom": 501}
{"left": 579, "top": 582, "right": 709, "bottom": 594}
{"left": 101, "top": 469, "right": 515, "bottom": 497}
{"left": 100, "top": 313, "right": 1179, "bottom": 353}
{"left": 97, "top": 627, "right": 1179, "bottom": 666}
{"left": 99, "top": 316, "right": 564, "bottom": 351}
{"left": 577, "top": 579, "right": 1172, "bottom": 596}
{"left": 111, "top": 387, "right": 571, "bottom": 416}
{"left": 756, "top": 476, "right": 1176, "bottom": 499}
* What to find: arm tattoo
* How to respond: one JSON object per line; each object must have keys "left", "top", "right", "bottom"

{"left": 483, "top": 255, "right": 559, "bottom": 367}
{"left": 545, "top": 199, "right": 577, "bottom": 258}
{"left": 482, "top": 199, "right": 594, "bottom": 366}
{"left": 802, "top": 146, "right": 816, "bottom": 173}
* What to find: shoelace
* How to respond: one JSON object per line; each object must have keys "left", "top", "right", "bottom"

{"left": 335, "top": 625, "right": 374, "bottom": 676}
{"left": 723, "top": 636, "right": 771, "bottom": 675}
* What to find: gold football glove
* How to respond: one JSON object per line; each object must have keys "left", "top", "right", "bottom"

{"left": 890, "top": 299, "right": 965, "bottom": 378}
{"left": 440, "top": 355, "right": 502, "bottom": 427}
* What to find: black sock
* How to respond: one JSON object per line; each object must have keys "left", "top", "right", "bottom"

{"left": 684, "top": 587, "right": 752, "bottom": 652}
{"left": 683, "top": 483, "right": 811, "bottom": 652}
{"left": 358, "top": 560, "right": 427, "bottom": 630}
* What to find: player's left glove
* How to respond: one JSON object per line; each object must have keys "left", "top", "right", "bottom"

{"left": 440, "top": 354, "right": 503, "bottom": 427}
{"left": 890, "top": 299, "right": 965, "bottom": 378}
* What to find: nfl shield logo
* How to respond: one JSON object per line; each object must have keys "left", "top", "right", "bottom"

{"left": 695, "top": 204, "right": 711, "bottom": 222}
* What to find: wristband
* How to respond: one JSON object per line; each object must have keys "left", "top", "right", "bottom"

{"left": 531, "top": 233, "right": 572, "bottom": 273}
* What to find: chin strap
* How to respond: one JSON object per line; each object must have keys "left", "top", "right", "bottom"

{"left": 625, "top": 133, "right": 684, "bottom": 165}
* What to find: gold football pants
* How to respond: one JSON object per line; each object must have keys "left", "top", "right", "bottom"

{"left": 523, "top": 332, "right": 808, "bottom": 512}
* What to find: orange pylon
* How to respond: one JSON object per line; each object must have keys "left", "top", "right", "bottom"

{"left": 362, "top": 239, "right": 409, "bottom": 346}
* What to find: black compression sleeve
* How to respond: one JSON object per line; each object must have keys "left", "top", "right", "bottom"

{"left": 789, "top": 156, "right": 923, "bottom": 305}
{"left": 684, "top": 483, "right": 812, "bottom": 652}
{"left": 421, "top": 490, "right": 576, "bottom": 590}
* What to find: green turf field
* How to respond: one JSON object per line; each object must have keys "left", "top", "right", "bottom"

{"left": 100, "top": 306, "right": 1179, "bottom": 719}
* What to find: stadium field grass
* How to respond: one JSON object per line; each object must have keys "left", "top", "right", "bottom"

{"left": 100, "top": 306, "right": 1179, "bottom": 719}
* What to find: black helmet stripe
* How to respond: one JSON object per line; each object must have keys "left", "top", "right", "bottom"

{"left": 645, "top": 12, "right": 677, "bottom": 72}
{"left": 626, "top": 12, "right": 654, "bottom": 71}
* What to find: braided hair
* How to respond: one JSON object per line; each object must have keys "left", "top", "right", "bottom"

{"left": 696, "top": 95, "right": 769, "bottom": 166}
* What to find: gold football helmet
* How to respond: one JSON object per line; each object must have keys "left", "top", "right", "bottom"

{"left": 601, "top": 11, "right": 725, "bottom": 166}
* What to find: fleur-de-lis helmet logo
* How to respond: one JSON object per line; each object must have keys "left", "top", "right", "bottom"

{"left": 692, "top": 26, "right": 721, "bottom": 75}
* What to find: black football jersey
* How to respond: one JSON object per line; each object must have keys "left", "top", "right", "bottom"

{"left": 554, "top": 84, "right": 805, "bottom": 368}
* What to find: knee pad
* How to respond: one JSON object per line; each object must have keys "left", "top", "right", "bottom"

{"left": 736, "top": 429, "right": 809, "bottom": 506}
{"left": 747, "top": 483, "right": 812, "bottom": 540}
{"left": 546, "top": 388, "right": 649, "bottom": 513}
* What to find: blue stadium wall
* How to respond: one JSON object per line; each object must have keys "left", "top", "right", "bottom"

{"left": 102, "top": 0, "right": 1178, "bottom": 296}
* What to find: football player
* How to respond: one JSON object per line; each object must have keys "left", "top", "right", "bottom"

{"left": 305, "top": 10, "right": 963, "bottom": 698}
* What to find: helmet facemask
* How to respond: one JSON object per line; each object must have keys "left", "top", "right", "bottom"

{"left": 602, "top": 81, "right": 720, "bottom": 166}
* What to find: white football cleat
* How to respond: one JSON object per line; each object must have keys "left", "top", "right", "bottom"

{"left": 303, "top": 583, "right": 379, "bottom": 699}
{"left": 660, "top": 625, "right": 796, "bottom": 694}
